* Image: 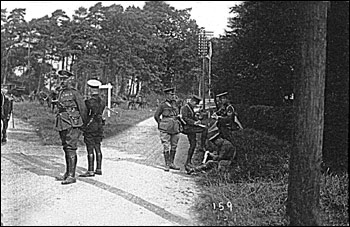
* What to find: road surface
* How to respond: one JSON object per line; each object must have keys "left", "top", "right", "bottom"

{"left": 1, "top": 117, "right": 204, "bottom": 226}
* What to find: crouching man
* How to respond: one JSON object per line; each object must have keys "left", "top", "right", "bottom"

{"left": 186, "top": 128, "right": 236, "bottom": 174}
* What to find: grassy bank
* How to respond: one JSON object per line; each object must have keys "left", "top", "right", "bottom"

{"left": 191, "top": 130, "right": 348, "bottom": 226}
{"left": 12, "top": 101, "right": 155, "bottom": 146}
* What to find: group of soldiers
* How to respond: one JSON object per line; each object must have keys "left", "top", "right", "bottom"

{"left": 154, "top": 88, "right": 244, "bottom": 174}
{"left": 3, "top": 70, "right": 242, "bottom": 184}
{"left": 52, "top": 70, "right": 106, "bottom": 185}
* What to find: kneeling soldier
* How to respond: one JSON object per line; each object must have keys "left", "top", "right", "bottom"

{"left": 186, "top": 127, "right": 237, "bottom": 174}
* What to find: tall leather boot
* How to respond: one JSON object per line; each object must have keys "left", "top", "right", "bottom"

{"left": 185, "top": 148, "right": 195, "bottom": 168}
{"left": 95, "top": 144, "right": 102, "bottom": 175}
{"left": 199, "top": 128, "right": 208, "bottom": 152}
{"left": 55, "top": 154, "right": 69, "bottom": 181}
{"left": 79, "top": 153, "right": 95, "bottom": 177}
{"left": 163, "top": 151, "right": 170, "bottom": 172}
{"left": 62, "top": 154, "right": 77, "bottom": 185}
{"left": 169, "top": 150, "right": 180, "bottom": 170}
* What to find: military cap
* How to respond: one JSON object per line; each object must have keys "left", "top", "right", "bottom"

{"left": 216, "top": 91, "right": 228, "bottom": 98}
{"left": 191, "top": 94, "right": 202, "bottom": 103}
{"left": 87, "top": 79, "right": 102, "bottom": 88}
{"left": 57, "top": 69, "right": 74, "bottom": 79}
{"left": 163, "top": 87, "right": 175, "bottom": 94}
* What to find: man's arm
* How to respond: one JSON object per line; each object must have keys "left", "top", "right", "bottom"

{"left": 154, "top": 104, "right": 163, "bottom": 124}
{"left": 74, "top": 90, "right": 88, "bottom": 123}
{"left": 180, "top": 105, "right": 197, "bottom": 126}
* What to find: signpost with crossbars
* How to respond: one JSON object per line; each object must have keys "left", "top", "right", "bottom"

{"left": 198, "top": 29, "right": 213, "bottom": 110}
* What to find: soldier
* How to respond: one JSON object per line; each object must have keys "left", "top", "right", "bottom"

{"left": 186, "top": 127, "right": 237, "bottom": 174}
{"left": 1, "top": 85, "right": 14, "bottom": 145}
{"left": 54, "top": 70, "right": 87, "bottom": 185}
{"left": 154, "top": 87, "right": 182, "bottom": 172}
{"left": 79, "top": 79, "right": 106, "bottom": 177}
{"left": 213, "top": 91, "right": 243, "bottom": 141}
{"left": 180, "top": 94, "right": 208, "bottom": 170}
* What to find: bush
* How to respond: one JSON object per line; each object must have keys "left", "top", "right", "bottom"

{"left": 228, "top": 129, "right": 291, "bottom": 182}
{"left": 235, "top": 104, "right": 296, "bottom": 142}
{"left": 320, "top": 172, "right": 349, "bottom": 226}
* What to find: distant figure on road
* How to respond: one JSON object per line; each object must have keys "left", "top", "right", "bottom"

{"left": 79, "top": 79, "right": 106, "bottom": 177}
{"left": 180, "top": 94, "right": 208, "bottom": 171}
{"left": 1, "top": 85, "right": 14, "bottom": 145}
{"left": 154, "top": 87, "right": 182, "bottom": 172}
{"left": 54, "top": 70, "right": 87, "bottom": 185}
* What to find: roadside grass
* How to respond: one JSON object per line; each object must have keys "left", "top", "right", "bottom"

{"left": 12, "top": 101, "right": 155, "bottom": 146}
{"left": 12, "top": 101, "right": 348, "bottom": 226}
{"left": 191, "top": 129, "right": 349, "bottom": 226}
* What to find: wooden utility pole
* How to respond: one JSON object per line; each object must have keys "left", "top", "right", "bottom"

{"left": 287, "top": 1, "right": 329, "bottom": 226}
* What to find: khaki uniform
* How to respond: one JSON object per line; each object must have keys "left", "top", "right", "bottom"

{"left": 154, "top": 99, "right": 181, "bottom": 170}
{"left": 180, "top": 103, "right": 208, "bottom": 166}
{"left": 1, "top": 91, "right": 13, "bottom": 143}
{"left": 55, "top": 86, "right": 87, "bottom": 183}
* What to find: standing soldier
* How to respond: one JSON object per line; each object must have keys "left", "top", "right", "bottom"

{"left": 1, "top": 85, "right": 14, "bottom": 145}
{"left": 79, "top": 79, "right": 106, "bottom": 177}
{"left": 180, "top": 95, "right": 208, "bottom": 170}
{"left": 54, "top": 70, "right": 87, "bottom": 185}
{"left": 154, "top": 87, "right": 182, "bottom": 172}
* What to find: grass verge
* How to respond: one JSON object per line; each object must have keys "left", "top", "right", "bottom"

{"left": 12, "top": 101, "right": 154, "bottom": 146}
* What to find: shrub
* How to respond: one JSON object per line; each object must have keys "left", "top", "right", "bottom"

{"left": 228, "top": 129, "right": 291, "bottom": 182}
{"left": 235, "top": 104, "right": 296, "bottom": 142}
{"left": 320, "top": 172, "right": 349, "bottom": 226}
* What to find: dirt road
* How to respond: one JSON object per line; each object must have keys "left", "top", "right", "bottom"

{"left": 1, "top": 117, "right": 203, "bottom": 226}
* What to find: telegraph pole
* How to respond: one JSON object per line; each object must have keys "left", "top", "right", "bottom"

{"left": 198, "top": 28, "right": 213, "bottom": 110}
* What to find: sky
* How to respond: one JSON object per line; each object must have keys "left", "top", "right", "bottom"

{"left": 1, "top": 1, "right": 241, "bottom": 37}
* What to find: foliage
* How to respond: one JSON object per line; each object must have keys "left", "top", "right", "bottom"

{"left": 192, "top": 129, "right": 348, "bottom": 226}
{"left": 212, "top": 1, "right": 301, "bottom": 106}
{"left": 1, "top": 1, "right": 200, "bottom": 99}
{"left": 235, "top": 104, "right": 296, "bottom": 142}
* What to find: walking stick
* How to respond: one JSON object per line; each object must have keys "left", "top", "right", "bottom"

{"left": 12, "top": 111, "right": 15, "bottom": 129}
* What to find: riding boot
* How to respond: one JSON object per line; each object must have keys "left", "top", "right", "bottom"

{"left": 62, "top": 154, "right": 77, "bottom": 185}
{"left": 200, "top": 129, "right": 208, "bottom": 152}
{"left": 185, "top": 148, "right": 195, "bottom": 168}
{"left": 163, "top": 151, "right": 170, "bottom": 172}
{"left": 169, "top": 150, "right": 180, "bottom": 170}
{"left": 55, "top": 154, "right": 69, "bottom": 181}
{"left": 95, "top": 145, "right": 103, "bottom": 175}
{"left": 79, "top": 153, "right": 95, "bottom": 177}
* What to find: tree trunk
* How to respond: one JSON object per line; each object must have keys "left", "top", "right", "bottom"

{"left": 287, "top": 2, "right": 328, "bottom": 226}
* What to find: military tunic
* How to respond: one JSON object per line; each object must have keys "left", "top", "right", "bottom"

{"left": 83, "top": 94, "right": 106, "bottom": 145}
{"left": 154, "top": 99, "right": 181, "bottom": 155}
{"left": 180, "top": 103, "right": 208, "bottom": 165}
{"left": 1, "top": 91, "right": 13, "bottom": 143}
{"left": 55, "top": 87, "right": 87, "bottom": 154}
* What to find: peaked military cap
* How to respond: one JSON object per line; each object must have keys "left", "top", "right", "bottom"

{"left": 87, "top": 79, "right": 102, "bottom": 88}
{"left": 163, "top": 87, "right": 175, "bottom": 94}
{"left": 191, "top": 94, "right": 202, "bottom": 103}
{"left": 216, "top": 91, "right": 228, "bottom": 98}
{"left": 57, "top": 69, "right": 74, "bottom": 79}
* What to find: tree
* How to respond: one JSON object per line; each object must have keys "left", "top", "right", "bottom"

{"left": 323, "top": 1, "right": 349, "bottom": 173}
{"left": 286, "top": 2, "right": 328, "bottom": 226}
